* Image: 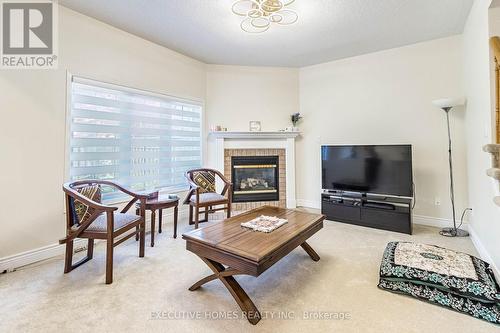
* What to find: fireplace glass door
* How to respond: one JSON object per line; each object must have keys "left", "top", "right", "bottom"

{"left": 231, "top": 156, "right": 279, "bottom": 203}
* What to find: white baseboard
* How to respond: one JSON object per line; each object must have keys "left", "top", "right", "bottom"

{"left": 468, "top": 223, "right": 500, "bottom": 279}
{"left": 412, "top": 214, "right": 468, "bottom": 231}
{"left": 0, "top": 239, "right": 87, "bottom": 273}
{"left": 0, "top": 207, "right": 189, "bottom": 273}
{"left": 297, "top": 199, "right": 321, "bottom": 209}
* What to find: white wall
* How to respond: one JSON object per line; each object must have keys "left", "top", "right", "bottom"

{"left": 204, "top": 37, "right": 467, "bottom": 223}
{"left": 205, "top": 65, "right": 299, "bottom": 167}
{"left": 463, "top": 0, "right": 500, "bottom": 272}
{"left": 0, "top": 6, "right": 206, "bottom": 258}
{"left": 298, "top": 36, "right": 468, "bottom": 220}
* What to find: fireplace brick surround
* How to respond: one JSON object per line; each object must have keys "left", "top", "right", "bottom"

{"left": 225, "top": 148, "right": 286, "bottom": 210}
{"left": 211, "top": 131, "right": 299, "bottom": 209}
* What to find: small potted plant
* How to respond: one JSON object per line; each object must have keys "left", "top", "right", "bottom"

{"left": 291, "top": 113, "right": 302, "bottom": 132}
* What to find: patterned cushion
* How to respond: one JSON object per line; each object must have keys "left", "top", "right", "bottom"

{"left": 73, "top": 185, "right": 101, "bottom": 226}
{"left": 192, "top": 171, "right": 216, "bottom": 193}
{"left": 379, "top": 242, "right": 500, "bottom": 325}
{"left": 85, "top": 213, "right": 141, "bottom": 232}
{"left": 379, "top": 279, "right": 500, "bottom": 325}
{"left": 190, "top": 192, "right": 226, "bottom": 204}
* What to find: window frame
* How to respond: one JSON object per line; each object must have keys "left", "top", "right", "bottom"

{"left": 64, "top": 73, "right": 205, "bottom": 204}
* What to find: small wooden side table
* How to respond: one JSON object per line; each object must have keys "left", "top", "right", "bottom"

{"left": 136, "top": 193, "right": 179, "bottom": 247}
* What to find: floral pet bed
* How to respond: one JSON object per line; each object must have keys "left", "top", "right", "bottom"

{"left": 378, "top": 242, "right": 500, "bottom": 325}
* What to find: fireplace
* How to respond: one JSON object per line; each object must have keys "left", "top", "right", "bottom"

{"left": 231, "top": 156, "right": 279, "bottom": 203}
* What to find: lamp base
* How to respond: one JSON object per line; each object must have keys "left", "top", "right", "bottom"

{"left": 439, "top": 227, "right": 469, "bottom": 237}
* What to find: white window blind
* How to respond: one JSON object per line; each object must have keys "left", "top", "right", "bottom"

{"left": 69, "top": 77, "right": 202, "bottom": 201}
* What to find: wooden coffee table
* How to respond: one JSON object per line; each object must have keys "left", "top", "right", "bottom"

{"left": 182, "top": 206, "right": 325, "bottom": 325}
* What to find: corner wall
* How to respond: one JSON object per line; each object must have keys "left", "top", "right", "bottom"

{"left": 298, "top": 36, "right": 468, "bottom": 223}
{"left": 462, "top": 0, "right": 500, "bottom": 273}
{"left": 205, "top": 65, "right": 300, "bottom": 168}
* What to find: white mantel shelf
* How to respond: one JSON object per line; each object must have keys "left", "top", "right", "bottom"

{"left": 212, "top": 131, "right": 299, "bottom": 208}
{"left": 209, "top": 131, "right": 300, "bottom": 139}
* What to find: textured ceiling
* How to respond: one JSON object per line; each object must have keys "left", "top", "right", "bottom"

{"left": 59, "top": 0, "right": 473, "bottom": 67}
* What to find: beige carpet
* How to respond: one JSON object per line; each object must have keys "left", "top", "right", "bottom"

{"left": 0, "top": 211, "right": 497, "bottom": 333}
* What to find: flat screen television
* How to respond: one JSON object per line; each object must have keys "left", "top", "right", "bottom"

{"left": 321, "top": 145, "right": 413, "bottom": 197}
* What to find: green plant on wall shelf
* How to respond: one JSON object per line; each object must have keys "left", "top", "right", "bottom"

{"left": 291, "top": 113, "right": 302, "bottom": 127}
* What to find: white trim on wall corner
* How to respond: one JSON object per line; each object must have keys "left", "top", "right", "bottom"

{"left": 468, "top": 223, "right": 500, "bottom": 280}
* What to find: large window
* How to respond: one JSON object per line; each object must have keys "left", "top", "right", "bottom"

{"left": 68, "top": 76, "right": 202, "bottom": 201}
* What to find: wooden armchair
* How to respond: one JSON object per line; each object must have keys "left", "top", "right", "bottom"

{"left": 60, "top": 180, "right": 149, "bottom": 284}
{"left": 184, "top": 168, "right": 232, "bottom": 229}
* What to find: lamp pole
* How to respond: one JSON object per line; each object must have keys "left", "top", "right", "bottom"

{"left": 439, "top": 106, "right": 468, "bottom": 237}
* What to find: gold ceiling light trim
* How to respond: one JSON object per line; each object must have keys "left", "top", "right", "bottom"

{"left": 231, "top": 0, "right": 298, "bottom": 34}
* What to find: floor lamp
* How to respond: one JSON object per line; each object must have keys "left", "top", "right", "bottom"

{"left": 432, "top": 98, "right": 468, "bottom": 237}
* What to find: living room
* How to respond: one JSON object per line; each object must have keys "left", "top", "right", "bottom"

{"left": 1, "top": 0, "right": 499, "bottom": 332}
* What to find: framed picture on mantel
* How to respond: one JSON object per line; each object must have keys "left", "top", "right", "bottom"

{"left": 249, "top": 121, "right": 261, "bottom": 132}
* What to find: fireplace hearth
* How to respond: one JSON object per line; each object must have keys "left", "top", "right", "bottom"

{"left": 231, "top": 156, "right": 279, "bottom": 203}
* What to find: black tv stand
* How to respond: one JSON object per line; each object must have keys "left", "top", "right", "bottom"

{"left": 363, "top": 202, "right": 395, "bottom": 210}
{"left": 321, "top": 192, "right": 413, "bottom": 234}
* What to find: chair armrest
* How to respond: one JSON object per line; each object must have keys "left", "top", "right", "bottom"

{"left": 63, "top": 184, "right": 117, "bottom": 212}
{"left": 184, "top": 168, "right": 232, "bottom": 197}
{"left": 97, "top": 180, "right": 151, "bottom": 200}
{"left": 59, "top": 209, "right": 111, "bottom": 244}
{"left": 183, "top": 175, "right": 199, "bottom": 190}
{"left": 213, "top": 170, "right": 232, "bottom": 196}
{"left": 213, "top": 169, "right": 231, "bottom": 186}
{"left": 221, "top": 183, "right": 233, "bottom": 197}
{"left": 183, "top": 173, "right": 200, "bottom": 204}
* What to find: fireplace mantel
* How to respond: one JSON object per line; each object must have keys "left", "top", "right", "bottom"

{"left": 211, "top": 131, "right": 299, "bottom": 208}
{"left": 209, "top": 131, "right": 300, "bottom": 139}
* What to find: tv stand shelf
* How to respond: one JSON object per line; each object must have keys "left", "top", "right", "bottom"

{"left": 321, "top": 193, "right": 412, "bottom": 234}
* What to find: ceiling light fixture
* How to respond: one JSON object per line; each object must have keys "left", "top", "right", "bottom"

{"left": 232, "top": 0, "right": 298, "bottom": 34}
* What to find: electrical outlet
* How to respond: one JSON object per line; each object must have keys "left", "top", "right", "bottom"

{"left": 435, "top": 198, "right": 441, "bottom": 206}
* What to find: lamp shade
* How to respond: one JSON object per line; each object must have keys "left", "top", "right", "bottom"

{"left": 432, "top": 98, "right": 466, "bottom": 110}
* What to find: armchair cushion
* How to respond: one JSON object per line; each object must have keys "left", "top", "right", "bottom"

{"left": 190, "top": 192, "right": 226, "bottom": 204}
{"left": 86, "top": 213, "right": 141, "bottom": 232}
{"left": 73, "top": 185, "right": 101, "bottom": 226}
{"left": 192, "top": 170, "right": 216, "bottom": 193}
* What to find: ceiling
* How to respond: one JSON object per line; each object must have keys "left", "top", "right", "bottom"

{"left": 59, "top": 0, "right": 473, "bottom": 68}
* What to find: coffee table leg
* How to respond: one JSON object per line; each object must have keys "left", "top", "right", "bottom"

{"left": 150, "top": 210, "right": 155, "bottom": 247}
{"left": 173, "top": 205, "right": 178, "bottom": 239}
{"left": 301, "top": 241, "right": 320, "bottom": 261}
{"left": 189, "top": 256, "right": 261, "bottom": 325}
{"left": 158, "top": 209, "right": 162, "bottom": 234}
